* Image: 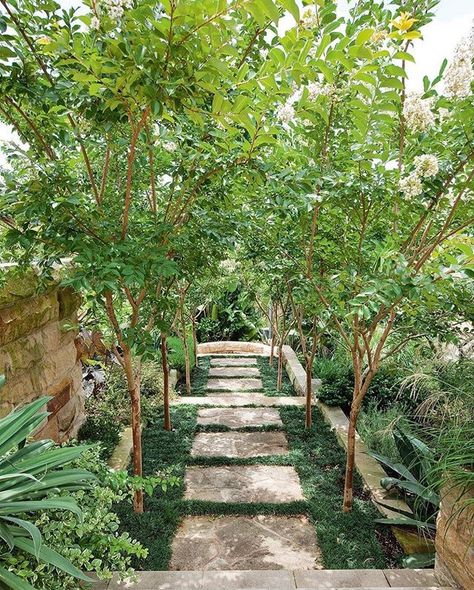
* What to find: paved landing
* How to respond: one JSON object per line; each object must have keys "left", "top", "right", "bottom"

{"left": 184, "top": 465, "right": 304, "bottom": 503}
{"left": 170, "top": 515, "right": 321, "bottom": 571}
{"left": 191, "top": 432, "right": 289, "bottom": 458}
{"left": 209, "top": 367, "right": 261, "bottom": 377}
{"left": 172, "top": 395, "right": 305, "bottom": 407}
{"left": 210, "top": 357, "right": 258, "bottom": 367}
{"left": 207, "top": 377, "right": 263, "bottom": 391}
{"left": 197, "top": 407, "right": 283, "bottom": 428}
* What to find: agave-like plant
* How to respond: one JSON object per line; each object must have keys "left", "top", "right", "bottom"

{"left": 368, "top": 427, "right": 439, "bottom": 568}
{"left": 0, "top": 386, "right": 95, "bottom": 590}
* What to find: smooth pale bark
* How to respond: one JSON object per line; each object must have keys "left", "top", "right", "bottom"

{"left": 161, "top": 333, "right": 171, "bottom": 431}
{"left": 269, "top": 332, "right": 275, "bottom": 367}
{"left": 179, "top": 301, "right": 191, "bottom": 395}
{"left": 191, "top": 314, "right": 199, "bottom": 368}
{"left": 305, "top": 357, "right": 313, "bottom": 430}
{"left": 123, "top": 350, "right": 143, "bottom": 513}
{"left": 276, "top": 344, "right": 284, "bottom": 391}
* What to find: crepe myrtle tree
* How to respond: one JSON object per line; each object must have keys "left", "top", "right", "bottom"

{"left": 269, "top": 0, "right": 474, "bottom": 510}
{"left": 0, "top": 0, "right": 295, "bottom": 511}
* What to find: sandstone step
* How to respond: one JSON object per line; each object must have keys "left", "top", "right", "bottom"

{"left": 209, "top": 367, "right": 261, "bottom": 377}
{"left": 207, "top": 378, "right": 263, "bottom": 391}
{"left": 172, "top": 395, "right": 305, "bottom": 407}
{"left": 197, "top": 407, "right": 283, "bottom": 428}
{"left": 211, "top": 357, "right": 258, "bottom": 366}
{"left": 170, "top": 516, "right": 321, "bottom": 571}
{"left": 191, "top": 431, "right": 289, "bottom": 458}
{"left": 184, "top": 465, "right": 304, "bottom": 502}
{"left": 100, "top": 568, "right": 445, "bottom": 589}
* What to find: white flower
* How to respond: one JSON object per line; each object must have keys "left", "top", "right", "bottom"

{"left": 414, "top": 154, "right": 439, "bottom": 178}
{"left": 90, "top": 16, "right": 100, "bottom": 30}
{"left": 308, "top": 193, "right": 323, "bottom": 203}
{"left": 99, "top": 0, "right": 133, "bottom": 22}
{"left": 399, "top": 173, "right": 423, "bottom": 199}
{"left": 301, "top": 7, "right": 318, "bottom": 30}
{"left": 162, "top": 140, "right": 177, "bottom": 152}
{"left": 307, "top": 81, "right": 334, "bottom": 101}
{"left": 276, "top": 101, "right": 295, "bottom": 125}
{"left": 403, "top": 92, "right": 435, "bottom": 132}
{"left": 444, "top": 27, "right": 474, "bottom": 99}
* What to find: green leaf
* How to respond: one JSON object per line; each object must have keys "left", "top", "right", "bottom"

{"left": 3, "top": 517, "right": 42, "bottom": 558}
{"left": 0, "top": 566, "right": 37, "bottom": 590}
{"left": 355, "top": 28, "right": 374, "bottom": 45}
{"left": 258, "top": 0, "right": 280, "bottom": 23}
{"left": 276, "top": 0, "right": 299, "bottom": 21}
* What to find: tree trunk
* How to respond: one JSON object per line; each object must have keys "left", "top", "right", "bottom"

{"left": 342, "top": 402, "right": 359, "bottom": 512}
{"left": 191, "top": 314, "right": 198, "bottom": 368}
{"left": 305, "top": 356, "right": 312, "bottom": 429}
{"left": 277, "top": 344, "right": 283, "bottom": 391}
{"left": 180, "top": 301, "right": 191, "bottom": 395}
{"left": 269, "top": 332, "right": 275, "bottom": 367}
{"left": 123, "top": 350, "right": 144, "bottom": 513}
{"left": 161, "top": 333, "right": 171, "bottom": 431}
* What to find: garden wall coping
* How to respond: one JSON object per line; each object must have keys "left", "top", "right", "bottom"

{"left": 197, "top": 340, "right": 272, "bottom": 356}
{"left": 280, "top": 344, "right": 431, "bottom": 556}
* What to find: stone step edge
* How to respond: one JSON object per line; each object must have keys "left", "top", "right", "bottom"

{"left": 95, "top": 568, "right": 447, "bottom": 590}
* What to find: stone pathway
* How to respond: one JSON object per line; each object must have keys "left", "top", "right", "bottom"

{"left": 170, "top": 355, "right": 321, "bottom": 571}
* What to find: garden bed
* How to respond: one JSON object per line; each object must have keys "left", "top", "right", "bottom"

{"left": 115, "top": 356, "right": 403, "bottom": 570}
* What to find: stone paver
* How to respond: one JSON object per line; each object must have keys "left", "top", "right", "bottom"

{"left": 384, "top": 569, "right": 438, "bottom": 587}
{"left": 172, "top": 395, "right": 305, "bottom": 407}
{"left": 209, "top": 367, "right": 261, "bottom": 378}
{"left": 191, "top": 432, "right": 288, "bottom": 458}
{"left": 294, "top": 569, "right": 389, "bottom": 588}
{"left": 184, "top": 465, "right": 304, "bottom": 502}
{"left": 197, "top": 407, "right": 283, "bottom": 429}
{"left": 210, "top": 357, "right": 258, "bottom": 367}
{"left": 170, "top": 515, "right": 321, "bottom": 571}
{"left": 207, "top": 377, "right": 263, "bottom": 391}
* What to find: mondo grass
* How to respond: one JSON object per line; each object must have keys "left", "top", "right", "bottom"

{"left": 116, "top": 386, "right": 401, "bottom": 571}
{"left": 257, "top": 356, "right": 295, "bottom": 396}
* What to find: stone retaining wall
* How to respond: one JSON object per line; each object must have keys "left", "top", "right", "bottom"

{"left": 435, "top": 482, "right": 474, "bottom": 590}
{"left": 0, "top": 271, "right": 84, "bottom": 442}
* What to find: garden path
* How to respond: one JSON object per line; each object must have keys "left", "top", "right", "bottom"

{"left": 170, "top": 355, "right": 322, "bottom": 570}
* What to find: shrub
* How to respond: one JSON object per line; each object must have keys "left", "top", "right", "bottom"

{"left": 358, "top": 402, "right": 416, "bottom": 462}
{"left": 315, "top": 359, "right": 413, "bottom": 411}
{"left": 3, "top": 446, "right": 147, "bottom": 589}
{"left": 78, "top": 414, "right": 121, "bottom": 460}
{"left": 79, "top": 359, "right": 165, "bottom": 454}
{"left": 167, "top": 335, "right": 195, "bottom": 373}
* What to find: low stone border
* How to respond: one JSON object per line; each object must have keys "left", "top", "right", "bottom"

{"left": 197, "top": 341, "right": 272, "bottom": 356}
{"left": 107, "top": 369, "right": 178, "bottom": 471}
{"left": 281, "top": 344, "right": 431, "bottom": 555}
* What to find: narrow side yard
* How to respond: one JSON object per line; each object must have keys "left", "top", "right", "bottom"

{"left": 116, "top": 356, "right": 402, "bottom": 570}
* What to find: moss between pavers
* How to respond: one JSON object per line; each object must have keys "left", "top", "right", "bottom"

{"left": 257, "top": 356, "right": 295, "bottom": 396}
{"left": 116, "top": 399, "right": 401, "bottom": 570}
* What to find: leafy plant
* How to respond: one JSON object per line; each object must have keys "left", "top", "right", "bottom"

{"left": 0, "top": 395, "right": 94, "bottom": 590}
{"left": 3, "top": 446, "right": 149, "bottom": 590}
{"left": 167, "top": 336, "right": 195, "bottom": 373}
{"left": 369, "top": 427, "right": 439, "bottom": 567}
{"left": 77, "top": 415, "right": 121, "bottom": 460}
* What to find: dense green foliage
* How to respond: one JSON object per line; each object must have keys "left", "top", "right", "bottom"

{"left": 167, "top": 335, "right": 195, "bottom": 373}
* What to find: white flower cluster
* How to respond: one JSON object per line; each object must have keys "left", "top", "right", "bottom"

{"left": 307, "top": 192, "right": 323, "bottom": 203}
{"left": 444, "top": 26, "right": 474, "bottom": 99}
{"left": 399, "top": 154, "right": 439, "bottom": 199}
{"left": 276, "top": 101, "right": 295, "bottom": 125}
{"left": 101, "top": 0, "right": 133, "bottom": 22}
{"left": 307, "top": 81, "right": 334, "bottom": 101}
{"left": 90, "top": 15, "right": 100, "bottom": 30}
{"left": 162, "top": 140, "right": 177, "bottom": 152}
{"left": 403, "top": 92, "right": 434, "bottom": 132}
{"left": 399, "top": 173, "right": 423, "bottom": 199}
{"left": 414, "top": 154, "right": 439, "bottom": 178}
{"left": 301, "top": 7, "right": 318, "bottom": 30}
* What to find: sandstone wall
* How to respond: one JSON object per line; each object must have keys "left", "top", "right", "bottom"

{"left": 0, "top": 272, "right": 84, "bottom": 442}
{"left": 435, "top": 482, "right": 474, "bottom": 590}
